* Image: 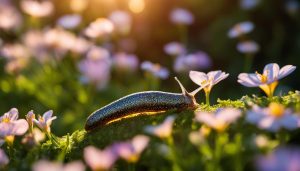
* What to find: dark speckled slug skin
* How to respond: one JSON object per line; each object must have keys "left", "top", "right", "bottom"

{"left": 85, "top": 77, "right": 205, "bottom": 131}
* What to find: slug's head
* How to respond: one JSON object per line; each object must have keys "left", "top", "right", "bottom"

{"left": 174, "top": 77, "right": 205, "bottom": 109}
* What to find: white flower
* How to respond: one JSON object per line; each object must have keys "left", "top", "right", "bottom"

{"left": 109, "top": 10, "right": 132, "bottom": 35}
{"left": 141, "top": 61, "right": 169, "bottom": 79}
{"left": 57, "top": 14, "right": 82, "bottom": 29}
{"left": 84, "top": 146, "right": 118, "bottom": 171}
{"left": 170, "top": 8, "right": 194, "bottom": 25}
{"left": 33, "top": 110, "right": 57, "bottom": 133}
{"left": 237, "top": 40, "right": 260, "bottom": 54}
{"left": 189, "top": 70, "right": 229, "bottom": 93}
{"left": 228, "top": 21, "right": 254, "bottom": 38}
{"left": 195, "top": 108, "right": 242, "bottom": 132}
{"left": 246, "top": 103, "right": 300, "bottom": 132}
{"left": 164, "top": 42, "right": 186, "bottom": 56}
{"left": 145, "top": 116, "right": 176, "bottom": 139}
{"left": 84, "top": 18, "right": 114, "bottom": 38}
{"left": 21, "top": 0, "right": 54, "bottom": 17}
{"left": 238, "top": 63, "right": 296, "bottom": 97}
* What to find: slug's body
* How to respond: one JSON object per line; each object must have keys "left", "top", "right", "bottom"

{"left": 85, "top": 78, "right": 205, "bottom": 131}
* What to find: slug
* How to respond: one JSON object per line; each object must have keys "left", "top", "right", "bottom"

{"left": 85, "top": 77, "right": 205, "bottom": 131}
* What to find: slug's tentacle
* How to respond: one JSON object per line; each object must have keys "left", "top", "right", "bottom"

{"left": 85, "top": 77, "right": 204, "bottom": 131}
{"left": 174, "top": 77, "right": 189, "bottom": 95}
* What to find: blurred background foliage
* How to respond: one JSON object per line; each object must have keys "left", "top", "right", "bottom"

{"left": 0, "top": 0, "right": 299, "bottom": 135}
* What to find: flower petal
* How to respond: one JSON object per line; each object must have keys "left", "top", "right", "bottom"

{"left": 263, "top": 63, "right": 279, "bottom": 83}
{"left": 189, "top": 71, "right": 208, "bottom": 86}
{"left": 217, "top": 108, "right": 242, "bottom": 123}
{"left": 43, "top": 110, "right": 53, "bottom": 121}
{"left": 195, "top": 112, "right": 216, "bottom": 127}
{"left": 213, "top": 72, "right": 229, "bottom": 85}
{"left": 12, "top": 119, "right": 29, "bottom": 135}
{"left": 238, "top": 73, "right": 261, "bottom": 87}
{"left": 84, "top": 146, "right": 117, "bottom": 170}
{"left": 278, "top": 65, "right": 296, "bottom": 80}
{"left": 258, "top": 117, "right": 279, "bottom": 132}
{"left": 280, "top": 115, "right": 299, "bottom": 130}
{"left": 131, "top": 135, "right": 149, "bottom": 154}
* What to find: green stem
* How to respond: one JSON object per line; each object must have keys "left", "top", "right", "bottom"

{"left": 166, "top": 137, "right": 182, "bottom": 171}
{"left": 205, "top": 91, "right": 210, "bottom": 106}
{"left": 234, "top": 134, "right": 243, "bottom": 171}
{"left": 46, "top": 132, "right": 59, "bottom": 147}
{"left": 213, "top": 136, "right": 221, "bottom": 171}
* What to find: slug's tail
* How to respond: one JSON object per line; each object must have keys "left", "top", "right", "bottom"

{"left": 174, "top": 77, "right": 207, "bottom": 96}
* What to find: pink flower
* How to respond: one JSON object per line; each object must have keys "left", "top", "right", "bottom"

{"left": 113, "top": 135, "right": 149, "bottom": 163}
{"left": 174, "top": 51, "right": 212, "bottom": 73}
{"left": 84, "top": 18, "right": 114, "bottom": 38}
{"left": 237, "top": 40, "right": 260, "bottom": 54}
{"left": 0, "top": 5, "right": 22, "bottom": 30}
{"left": 26, "top": 110, "right": 35, "bottom": 131}
{"left": 112, "top": 52, "right": 139, "bottom": 72}
{"left": 0, "top": 108, "right": 19, "bottom": 123}
{"left": 170, "top": 8, "right": 194, "bottom": 25}
{"left": 256, "top": 146, "right": 300, "bottom": 171}
{"left": 84, "top": 146, "right": 118, "bottom": 171}
{"left": 141, "top": 61, "right": 169, "bottom": 79}
{"left": 145, "top": 116, "right": 176, "bottom": 138}
{"left": 0, "top": 120, "right": 29, "bottom": 140}
{"left": 33, "top": 110, "right": 57, "bottom": 133}
{"left": 109, "top": 10, "right": 132, "bottom": 35}
{"left": 164, "top": 42, "right": 186, "bottom": 56}
{"left": 57, "top": 14, "right": 82, "bottom": 29}
{"left": 195, "top": 108, "right": 242, "bottom": 132}
{"left": 246, "top": 103, "right": 300, "bottom": 132}
{"left": 33, "top": 160, "right": 85, "bottom": 171}
{"left": 0, "top": 149, "right": 8, "bottom": 166}
{"left": 0, "top": 108, "right": 29, "bottom": 142}
{"left": 78, "top": 47, "right": 112, "bottom": 90}
{"left": 228, "top": 21, "right": 254, "bottom": 38}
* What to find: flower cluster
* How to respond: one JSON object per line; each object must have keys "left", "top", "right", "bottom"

{"left": 0, "top": 108, "right": 56, "bottom": 167}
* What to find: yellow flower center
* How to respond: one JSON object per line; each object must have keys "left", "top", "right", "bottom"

{"left": 256, "top": 72, "right": 268, "bottom": 84}
{"left": 5, "top": 135, "right": 15, "bottom": 145}
{"left": 269, "top": 102, "right": 285, "bottom": 118}
{"left": 201, "top": 80, "right": 211, "bottom": 93}
{"left": 2, "top": 117, "right": 10, "bottom": 123}
{"left": 214, "top": 120, "right": 227, "bottom": 133}
{"left": 200, "top": 125, "right": 211, "bottom": 137}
